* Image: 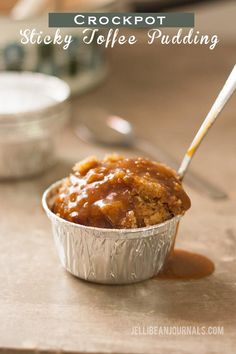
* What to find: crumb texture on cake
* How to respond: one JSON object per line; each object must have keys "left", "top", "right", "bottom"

{"left": 52, "top": 155, "right": 191, "bottom": 229}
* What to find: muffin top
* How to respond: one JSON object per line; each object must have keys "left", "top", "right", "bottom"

{"left": 52, "top": 155, "right": 191, "bottom": 229}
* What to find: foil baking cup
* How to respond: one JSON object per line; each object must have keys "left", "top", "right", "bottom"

{"left": 42, "top": 180, "right": 181, "bottom": 285}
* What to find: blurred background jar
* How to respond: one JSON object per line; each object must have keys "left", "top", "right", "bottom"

{"left": 0, "top": 0, "right": 122, "bottom": 180}
{"left": 0, "top": 71, "right": 70, "bottom": 179}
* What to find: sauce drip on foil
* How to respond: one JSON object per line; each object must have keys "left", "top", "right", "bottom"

{"left": 155, "top": 249, "right": 215, "bottom": 280}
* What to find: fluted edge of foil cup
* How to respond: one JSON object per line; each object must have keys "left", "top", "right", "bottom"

{"left": 42, "top": 179, "right": 181, "bottom": 285}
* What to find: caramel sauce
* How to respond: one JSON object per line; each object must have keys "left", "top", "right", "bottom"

{"left": 155, "top": 249, "right": 215, "bottom": 280}
{"left": 53, "top": 155, "right": 190, "bottom": 229}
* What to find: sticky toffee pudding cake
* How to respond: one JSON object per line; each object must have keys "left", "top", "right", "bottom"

{"left": 52, "top": 155, "right": 191, "bottom": 229}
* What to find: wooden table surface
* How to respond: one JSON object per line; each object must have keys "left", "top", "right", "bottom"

{"left": 0, "top": 39, "right": 236, "bottom": 353}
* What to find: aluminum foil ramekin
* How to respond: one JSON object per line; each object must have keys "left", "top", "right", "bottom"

{"left": 0, "top": 72, "right": 70, "bottom": 179}
{"left": 42, "top": 180, "right": 181, "bottom": 285}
